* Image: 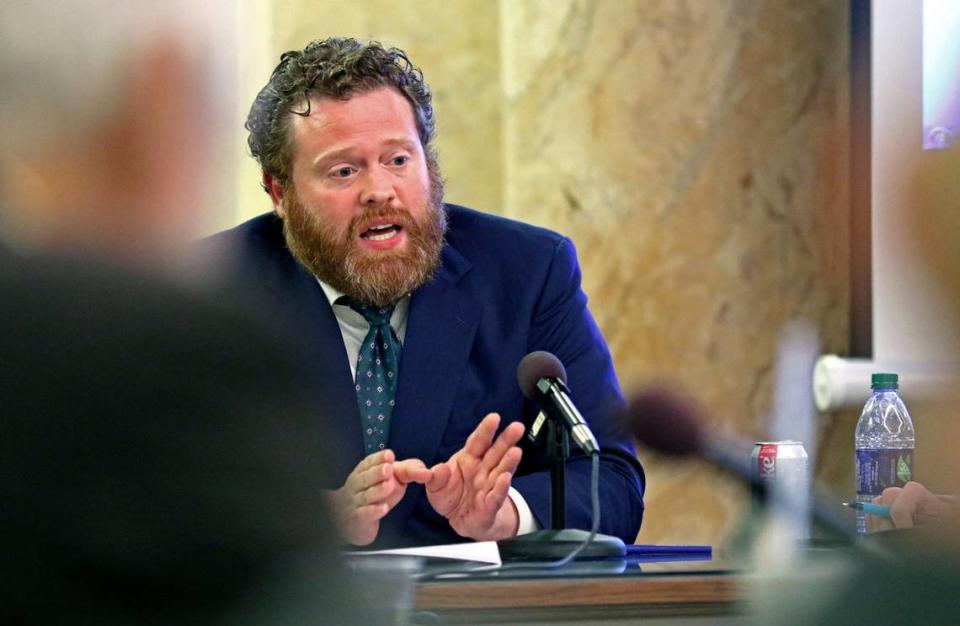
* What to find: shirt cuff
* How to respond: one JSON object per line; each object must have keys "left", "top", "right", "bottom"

{"left": 508, "top": 486, "right": 540, "bottom": 535}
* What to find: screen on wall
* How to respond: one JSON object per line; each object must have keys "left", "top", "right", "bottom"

{"left": 923, "top": 0, "right": 960, "bottom": 150}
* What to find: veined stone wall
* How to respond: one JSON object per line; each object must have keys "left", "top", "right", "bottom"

{"left": 498, "top": 0, "right": 850, "bottom": 545}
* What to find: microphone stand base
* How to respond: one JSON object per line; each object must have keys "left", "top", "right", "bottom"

{"left": 498, "top": 529, "right": 626, "bottom": 561}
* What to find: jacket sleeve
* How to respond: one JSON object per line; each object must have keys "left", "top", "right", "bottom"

{"left": 510, "top": 236, "right": 645, "bottom": 543}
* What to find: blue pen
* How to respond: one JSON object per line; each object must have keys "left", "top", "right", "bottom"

{"left": 842, "top": 501, "right": 892, "bottom": 517}
{"left": 842, "top": 500, "right": 945, "bottom": 525}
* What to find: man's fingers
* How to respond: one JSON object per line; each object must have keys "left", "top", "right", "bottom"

{"left": 889, "top": 481, "right": 931, "bottom": 528}
{"left": 356, "top": 449, "right": 394, "bottom": 473}
{"left": 359, "top": 477, "right": 399, "bottom": 505}
{"left": 394, "top": 459, "right": 432, "bottom": 485}
{"left": 463, "top": 413, "right": 501, "bottom": 458}
{"left": 350, "top": 458, "right": 396, "bottom": 493}
{"left": 480, "top": 421, "right": 525, "bottom": 471}
{"left": 384, "top": 482, "right": 410, "bottom": 510}
{"left": 483, "top": 471, "right": 513, "bottom": 513}
{"left": 336, "top": 452, "right": 397, "bottom": 546}
{"left": 345, "top": 450, "right": 395, "bottom": 493}
{"left": 353, "top": 502, "right": 391, "bottom": 523}
{"left": 477, "top": 449, "right": 520, "bottom": 508}
{"left": 493, "top": 446, "right": 523, "bottom": 478}
{"left": 875, "top": 487, "right": 903, "bottom": 507}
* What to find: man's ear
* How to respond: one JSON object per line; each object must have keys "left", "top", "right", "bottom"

{"left": 265, "top": 174, "right": 286, "bottom": 216}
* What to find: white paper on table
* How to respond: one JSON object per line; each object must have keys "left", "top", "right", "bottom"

{"left": 346, "top": 540, "right": 501, "bottom": 565}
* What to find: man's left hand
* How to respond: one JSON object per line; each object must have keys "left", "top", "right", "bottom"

{"left": 424, "top": 413, "right": 524, "bottom": 541}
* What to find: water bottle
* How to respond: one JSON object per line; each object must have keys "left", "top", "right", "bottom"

{"left": 854, "top": 373, "right": 915, "bottom": 533}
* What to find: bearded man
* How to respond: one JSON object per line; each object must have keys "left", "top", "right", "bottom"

{"left": 205, "top": 37, "right": 645, "bottom": 549}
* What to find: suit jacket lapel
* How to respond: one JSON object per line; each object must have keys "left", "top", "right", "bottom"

{"left": 389, "top": 242, "right": 480, "bottom": 469}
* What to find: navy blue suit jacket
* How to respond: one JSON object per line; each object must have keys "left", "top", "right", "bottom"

{"left": 204, "top": 204, "right": 645, "bottom": 548}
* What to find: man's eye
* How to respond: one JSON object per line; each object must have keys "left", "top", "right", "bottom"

{"left": 332, "top": 166, "right": 355, "bottom": 178}
{"left": 391, "top": 155, "right": 409, "bottom": 167}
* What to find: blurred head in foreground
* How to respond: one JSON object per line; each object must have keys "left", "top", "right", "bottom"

{"left": 0, "top": 2, "right": 370, "bottom": 624}
{"left": 0, "top": 0, "right": 234, "bottom": 265}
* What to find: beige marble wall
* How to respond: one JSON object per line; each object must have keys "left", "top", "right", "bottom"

{"left": 241, "top": 0, "right": 852, "bottom": 547}
{"left": 500, "top": 0, "right": 850, "bottom": 545}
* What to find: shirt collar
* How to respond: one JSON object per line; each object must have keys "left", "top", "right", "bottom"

{"left": 316, "top": 279, "right": 348, "bottom": 308}
{"left": 315, "top": 278, "right": 411, "bottom": 310}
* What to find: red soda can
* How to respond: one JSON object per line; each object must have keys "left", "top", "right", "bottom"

{"left": 752, "top": 440, "right": 811, "bottom": 540}
{"left": 751, "top": 440, "right": 809, "bottom": 492}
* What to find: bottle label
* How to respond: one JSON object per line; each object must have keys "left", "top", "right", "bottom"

{"left": 855, "top": 448, "right": 914, "bottom": 496}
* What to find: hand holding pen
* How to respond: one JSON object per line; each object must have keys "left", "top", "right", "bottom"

{"left": 843, "top": 481, "right": 959, "bottom": 531}
{"left": 842, "top": 500, "right": 947, "bottom": 527}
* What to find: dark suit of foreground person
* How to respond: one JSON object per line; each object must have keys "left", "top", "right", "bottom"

{"left": 0, "top": 249, "right": 369, "bottom": 624}
{"left": 208, "top": 204, "right": 645, "bottom": 548}
{"left": 208, "top": 37, "right": 645, "bottom": 548}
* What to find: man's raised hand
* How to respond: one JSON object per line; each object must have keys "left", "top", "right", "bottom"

{"left": 425, "top": 413, "right": 525, "bottom": 541}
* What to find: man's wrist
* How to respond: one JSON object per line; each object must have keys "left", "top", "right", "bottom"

{"left": 460, "top": 496, "right": 520, "bottom": 542}
{"left": 502, "top": 494, "right": 520, "bottom": 538}
{"left": 477, "top": 496, "right": 519, "bottom": 541}
{"left": 508, "top": 486, "right": 539, "bottom": 535}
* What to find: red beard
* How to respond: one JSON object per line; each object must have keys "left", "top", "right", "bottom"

{"left": 280, "top": 166, "right": 447, "bottom": 308}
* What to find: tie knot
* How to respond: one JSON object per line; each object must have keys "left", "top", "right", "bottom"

{"left": 342, "top": 298, "right": 395, "bottom": 327}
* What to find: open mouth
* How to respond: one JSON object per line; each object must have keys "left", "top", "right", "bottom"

{"left": 360, "top": 223, "right": 403, "bottom": 241}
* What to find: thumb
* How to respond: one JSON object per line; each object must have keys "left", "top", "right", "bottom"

{"left": 425, "top": 462, "right": 452, "bottom": 493}
{"left": 394, "top": 459, "right": 432, "bottom": 485}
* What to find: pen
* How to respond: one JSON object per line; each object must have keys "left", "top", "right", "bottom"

{"left": 842, "top": 501, "right": 893, "bottom": 517}
{"left": 842, "top": 500, "right": 945, "bottom": 525}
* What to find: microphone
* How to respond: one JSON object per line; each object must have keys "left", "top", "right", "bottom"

{"left": 517, "top": 351, "right": 599, "bottom": 455}
{"left": 624, "top": 387, "right": 758, "bottom": 485}
{"left": 498, "top": 351, "right": 624, "bottom": 561}
{"left": 622, "top": 386, "right": 854, "bottom": 539}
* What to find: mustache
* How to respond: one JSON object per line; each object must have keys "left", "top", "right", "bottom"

{"left": 347, "top": 206, "right": 415, "bottom": 239}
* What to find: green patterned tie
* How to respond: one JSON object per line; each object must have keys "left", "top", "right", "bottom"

{"left": 343, "top": 299, "right": 401, "bottom": 453}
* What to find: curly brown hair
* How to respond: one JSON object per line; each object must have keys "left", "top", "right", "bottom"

{"left": 246, "top": 37, "right": 437, "bottom": 193}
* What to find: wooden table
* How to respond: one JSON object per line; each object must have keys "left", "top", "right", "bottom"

{"left": 414, "top": 570, "right": 744, "bottom": 624}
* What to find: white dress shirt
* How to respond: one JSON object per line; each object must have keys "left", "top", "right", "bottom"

{"left": 316, "top": 279, "right": 538, "bottom": 535}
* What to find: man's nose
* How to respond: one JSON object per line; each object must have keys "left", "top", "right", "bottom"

{"left": 359, "top": 167, "right": 396, "bottom": 207}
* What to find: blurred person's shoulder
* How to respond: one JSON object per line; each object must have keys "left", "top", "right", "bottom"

{"left": 195, "top": 212, "right": 287, "bottom": 275}
{"left": 0, "top": 243, "right": 298, "bottom": 357}
{"left": 0, "top": 244, "right": 322, "bottom": 429}
{"left": 0, "top": 246, "right": 372, "bottom": 625}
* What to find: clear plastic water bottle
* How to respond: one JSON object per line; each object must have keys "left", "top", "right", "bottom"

{"left": 854, "top": 373, "right": 915, "bottom": 533}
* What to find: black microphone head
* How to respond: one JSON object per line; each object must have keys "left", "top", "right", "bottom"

{"left": 623, "top": 386, "right": 708, "bottom": 457}
{"left": 517, "top": 351, "right": 567, "bottom": 399}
